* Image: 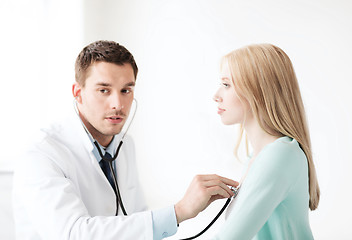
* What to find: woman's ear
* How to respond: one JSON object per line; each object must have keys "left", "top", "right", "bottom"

{"left": 72, "top": 82, "right": 82, "bottom": 103}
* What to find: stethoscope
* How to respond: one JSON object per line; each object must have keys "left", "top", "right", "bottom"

{"left": 180, "top": 186, "right": 240, "bottom": 240}
{"left": 74, "top": 98, "right": 138, "bottom": 216}
{"left": 74, "top": 97, "right": 240, "bottom": 238}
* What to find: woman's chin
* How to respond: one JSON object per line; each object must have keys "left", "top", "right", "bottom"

{"left": 221, "top": 119, "right": 236, "bottom": 126}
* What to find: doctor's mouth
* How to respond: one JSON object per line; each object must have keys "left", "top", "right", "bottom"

{"left": 106, "top": 115, "right": 124, "bottom": 124}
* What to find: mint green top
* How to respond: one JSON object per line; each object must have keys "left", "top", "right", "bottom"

{"left": 213, "top": 137, "right": 314, "bottom": 240}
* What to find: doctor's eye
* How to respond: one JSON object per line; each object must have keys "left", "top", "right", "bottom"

{"left": 121, "top": 88, "right": 133, "bottom": 94}
{"left": 99, "top": 89, "right": 109, "bottom": 94}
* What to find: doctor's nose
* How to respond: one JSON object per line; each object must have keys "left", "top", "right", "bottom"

{"left": 110, "top": 94, "right": 124, "bottom": 111}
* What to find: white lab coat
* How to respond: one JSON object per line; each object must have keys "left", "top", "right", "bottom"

{"left": 12, "top": 107, "right": 153, "bottom": 240}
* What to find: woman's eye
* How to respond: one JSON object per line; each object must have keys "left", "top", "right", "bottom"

{"left": 222, "top": 82, "right": 230, "bottom": 88}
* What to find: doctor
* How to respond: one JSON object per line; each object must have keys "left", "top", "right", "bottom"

{"left": 12, "top": 40, "right": 238, "bottom": 240}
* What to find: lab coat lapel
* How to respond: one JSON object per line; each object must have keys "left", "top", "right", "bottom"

{"left": 64, "top": 106, "right": 118, "bottom": 214}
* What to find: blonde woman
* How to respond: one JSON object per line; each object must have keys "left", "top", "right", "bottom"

{"left": 212, "top": 44, "right": 319, "bottom": 239}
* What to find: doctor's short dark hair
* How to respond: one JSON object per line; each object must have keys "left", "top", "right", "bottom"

{"left": 75, "top": 40, "right": 138, "bottom": 87}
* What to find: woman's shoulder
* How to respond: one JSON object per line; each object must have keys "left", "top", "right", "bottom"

{"left": 263, "top": 136, "right": 305, "bottom": 158}
{"left": 256, "top": 136, "right": 307, "bottom": 173}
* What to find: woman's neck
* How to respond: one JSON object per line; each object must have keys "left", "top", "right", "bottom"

{"left": 244, "top": 119, "right": 280, "bottom": 157}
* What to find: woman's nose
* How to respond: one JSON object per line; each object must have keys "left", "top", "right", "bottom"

{"left": 213, "top": 92, "right": 222, "bottom": 102}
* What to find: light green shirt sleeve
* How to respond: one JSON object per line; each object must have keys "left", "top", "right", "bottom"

{"left": 213, "top": 137, "right": 309, "bottom": 240}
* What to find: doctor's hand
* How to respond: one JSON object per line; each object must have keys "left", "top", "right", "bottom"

{"left": 174, "top": 174, "right": 238, "bottom": 224}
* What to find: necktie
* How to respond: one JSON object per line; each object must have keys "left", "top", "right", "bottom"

{"left": 99, "top": 152, "right": 117, "bottom": 194}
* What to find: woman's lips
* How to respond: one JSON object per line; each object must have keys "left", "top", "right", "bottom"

{"left": 217, "top": 107, "right": 225, "bottom": 114}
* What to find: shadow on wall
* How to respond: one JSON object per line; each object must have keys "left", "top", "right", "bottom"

{"left": 0, "top": 172, "right": 15, "bottom": 240}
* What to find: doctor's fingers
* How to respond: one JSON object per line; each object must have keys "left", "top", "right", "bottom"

{"left": 195, "top": 174, "right": 238, "bottom": 188}
{"left": 204, "top": 185, "right": 233, "bottom": 199}
{"left": 202, "top": 180, "right": 235, "bottom": 197}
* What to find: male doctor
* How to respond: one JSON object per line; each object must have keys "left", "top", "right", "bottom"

{"left": 12, "top": 40, "right": 237, "bottom": 240}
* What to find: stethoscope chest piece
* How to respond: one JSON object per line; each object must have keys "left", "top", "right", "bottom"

{"left": 180, "top": 187, "right": 240, "bottom": 240}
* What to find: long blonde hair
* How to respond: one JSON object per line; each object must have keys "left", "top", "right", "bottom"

{"left": 222, "top": 43, "right": 320, "bottom": 210}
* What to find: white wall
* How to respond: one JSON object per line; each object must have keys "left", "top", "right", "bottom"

{"left": 0, "top": 0, "right": 84, "bottom": 170}
{"left": 83, "top": 0, "right": 352, "bottom": 239}
{"left": 0, "top": 0, "right": 84, "bottom": 239}
{"left": 1, "top": 0, "right": 351, "bottom": 239}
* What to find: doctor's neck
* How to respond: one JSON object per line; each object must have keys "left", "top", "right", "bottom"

{"left": 78, "top": 111, "right": 114, "bottom": 147}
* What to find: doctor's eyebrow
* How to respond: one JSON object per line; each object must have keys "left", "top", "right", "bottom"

{"left": 95, "top": 81, "right": 135, "bottom": 87}
{"left": 124, "top": 81, "right": 135, "bottom": 87}
{"left": 96, "top": 82, "right": 111, "bottom": 87}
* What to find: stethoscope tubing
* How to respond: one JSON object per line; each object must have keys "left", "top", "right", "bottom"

{"left": 75, "top": 98, "right": 239, "bottom": 236}
{"left": 74, "top": 98, "right": 138, "bottom": 216}
{"left": 180, "top": 187, "right": 239, "bottom": 240}
{"left": 108, "top": 159, "right": 128, "bottom": 216}
{"left": 94, "top": 140, "right": 128, "bottom": 216}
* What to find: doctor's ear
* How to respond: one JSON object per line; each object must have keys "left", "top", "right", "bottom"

{"left": 72, "top": 83, "right": 82, "bottom": 103}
